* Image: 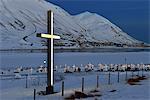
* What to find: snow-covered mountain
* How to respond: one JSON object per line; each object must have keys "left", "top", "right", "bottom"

{"left": 74, "top": 12, "right": 141, "bottom": 44}
{"left": 0, "top": 0, "right": 144, "bottom": 49}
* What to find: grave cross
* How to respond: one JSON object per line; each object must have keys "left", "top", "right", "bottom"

{"left": 37, "top": 10, "right": 60, "bottom": 94}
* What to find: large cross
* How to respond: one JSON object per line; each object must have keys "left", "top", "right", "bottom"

{"left": 37, "top": 10, "right": 60, "bottom": 94}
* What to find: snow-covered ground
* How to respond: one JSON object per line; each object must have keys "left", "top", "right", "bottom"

{"left": 0, "top": 51, "right": 150, "bottom": 69}
{"left": 0, "top": 51, "right": 150, "bottom": 100}
{"left": 0, "top": 71, "right": 149, "bottom": 100}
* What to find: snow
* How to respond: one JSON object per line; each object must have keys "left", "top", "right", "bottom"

{"left": 0, "top": 51, "right": 150, "bottom": 69}
{"left": 0, "top": 71, "right": 149, "bottom": 100}
{"left": 0, "top": 51, "right": 150, "bottom": 100}
{"left": 74, "top": 11, "right": 140, "bottom": 44}
{"left": 0, "top": 0, "right": 149, "bottom": 99}
{"left": 0, "top": 0, "right": 144, "bottom": 49}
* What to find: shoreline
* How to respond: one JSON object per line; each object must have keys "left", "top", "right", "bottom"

{"left": 0, "top": 47, "right": 150, "bottom": 53}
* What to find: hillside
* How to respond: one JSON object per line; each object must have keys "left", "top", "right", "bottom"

{"left": 0, "top": 0, "right": 144, "bottom": 49}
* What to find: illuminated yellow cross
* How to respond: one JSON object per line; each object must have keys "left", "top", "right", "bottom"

{"left": 37, "top": 34, "right": 60, "bottom": 39}
{"left": 37, "top": 10, "right": 60, "bottom": 94}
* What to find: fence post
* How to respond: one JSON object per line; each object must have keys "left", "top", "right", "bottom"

{"left": 117, "top": 70, "right": 120, "bottom": 83}
{"left": 125, "top": 68, "right": 127, "bottom": 81}
{"left": 82, "top": 77, "right": 84, "bottom": 92}
{"left": 131, "top": 70, "right": 134, "bottom": 78}
{"left": 125, "top": 59, "right": 127, "bottom": 81}
{"left": 138, "top": 69, "right": 139, "bottom": 76}
{"left": 96, "top": 75, "right": 99, "bottom": 88}
{"left": 62, "top": 81, "right": 64, "bottom": 96}
{"left": 108, "top": 71, "right": 110, "bottom": 85}
{"left": 38, "top": 74, "right": 40, "bottom": 86}
{"left": 25, "top": 74, "right": 28, "bottom": 88}
{"left": 34, "top": 89, "right": 36, "bottom": 100}
{"left": 142, "top": 67, "right": 144, "bottom": 77}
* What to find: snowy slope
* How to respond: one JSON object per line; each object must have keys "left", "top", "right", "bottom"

{"left": 0, "top": 0, "right": 143, "bottom": 49}
{"left": 73, "top": 11, "right": 141, "bottom": 44}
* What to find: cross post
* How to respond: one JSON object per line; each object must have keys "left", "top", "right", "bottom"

{"left": 37, "top": 10, "right": 60, "bottom": 94}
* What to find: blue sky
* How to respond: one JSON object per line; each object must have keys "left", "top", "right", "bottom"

{"left": 47, "top": 0, "right": 149, "bottom": 43}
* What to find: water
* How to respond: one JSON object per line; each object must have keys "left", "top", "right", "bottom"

{"left": 0, "top": 51, "right": 150, "bottom": 69}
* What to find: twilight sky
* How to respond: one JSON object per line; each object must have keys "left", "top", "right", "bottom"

{"left": 47, "top": 0, "right": 149, "bottom": 43}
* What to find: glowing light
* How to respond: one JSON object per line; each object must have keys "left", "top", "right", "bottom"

{"left": 51, "top": 11, "right": 54, "bottom": 85}
{"left": 37, "top": 34, "right": 60, "bottom": 39}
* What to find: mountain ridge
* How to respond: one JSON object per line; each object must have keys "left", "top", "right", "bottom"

{"left": 0, "top": 0, "right": 146, "bottom": 49}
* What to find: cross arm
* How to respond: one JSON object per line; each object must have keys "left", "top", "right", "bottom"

{"left": 37, "top": 33, "right": 60, "bottom": 39}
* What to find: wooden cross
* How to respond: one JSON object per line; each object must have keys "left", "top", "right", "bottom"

{"left": 37, "top": 10, "right": 60, "bottom": 94}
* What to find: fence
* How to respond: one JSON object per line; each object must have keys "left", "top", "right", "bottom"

{"left": 58, "top": 70, "right": 149, "bottom": 97}
{"left": 0, "top": 69, "right": 149, "bottom": 99}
